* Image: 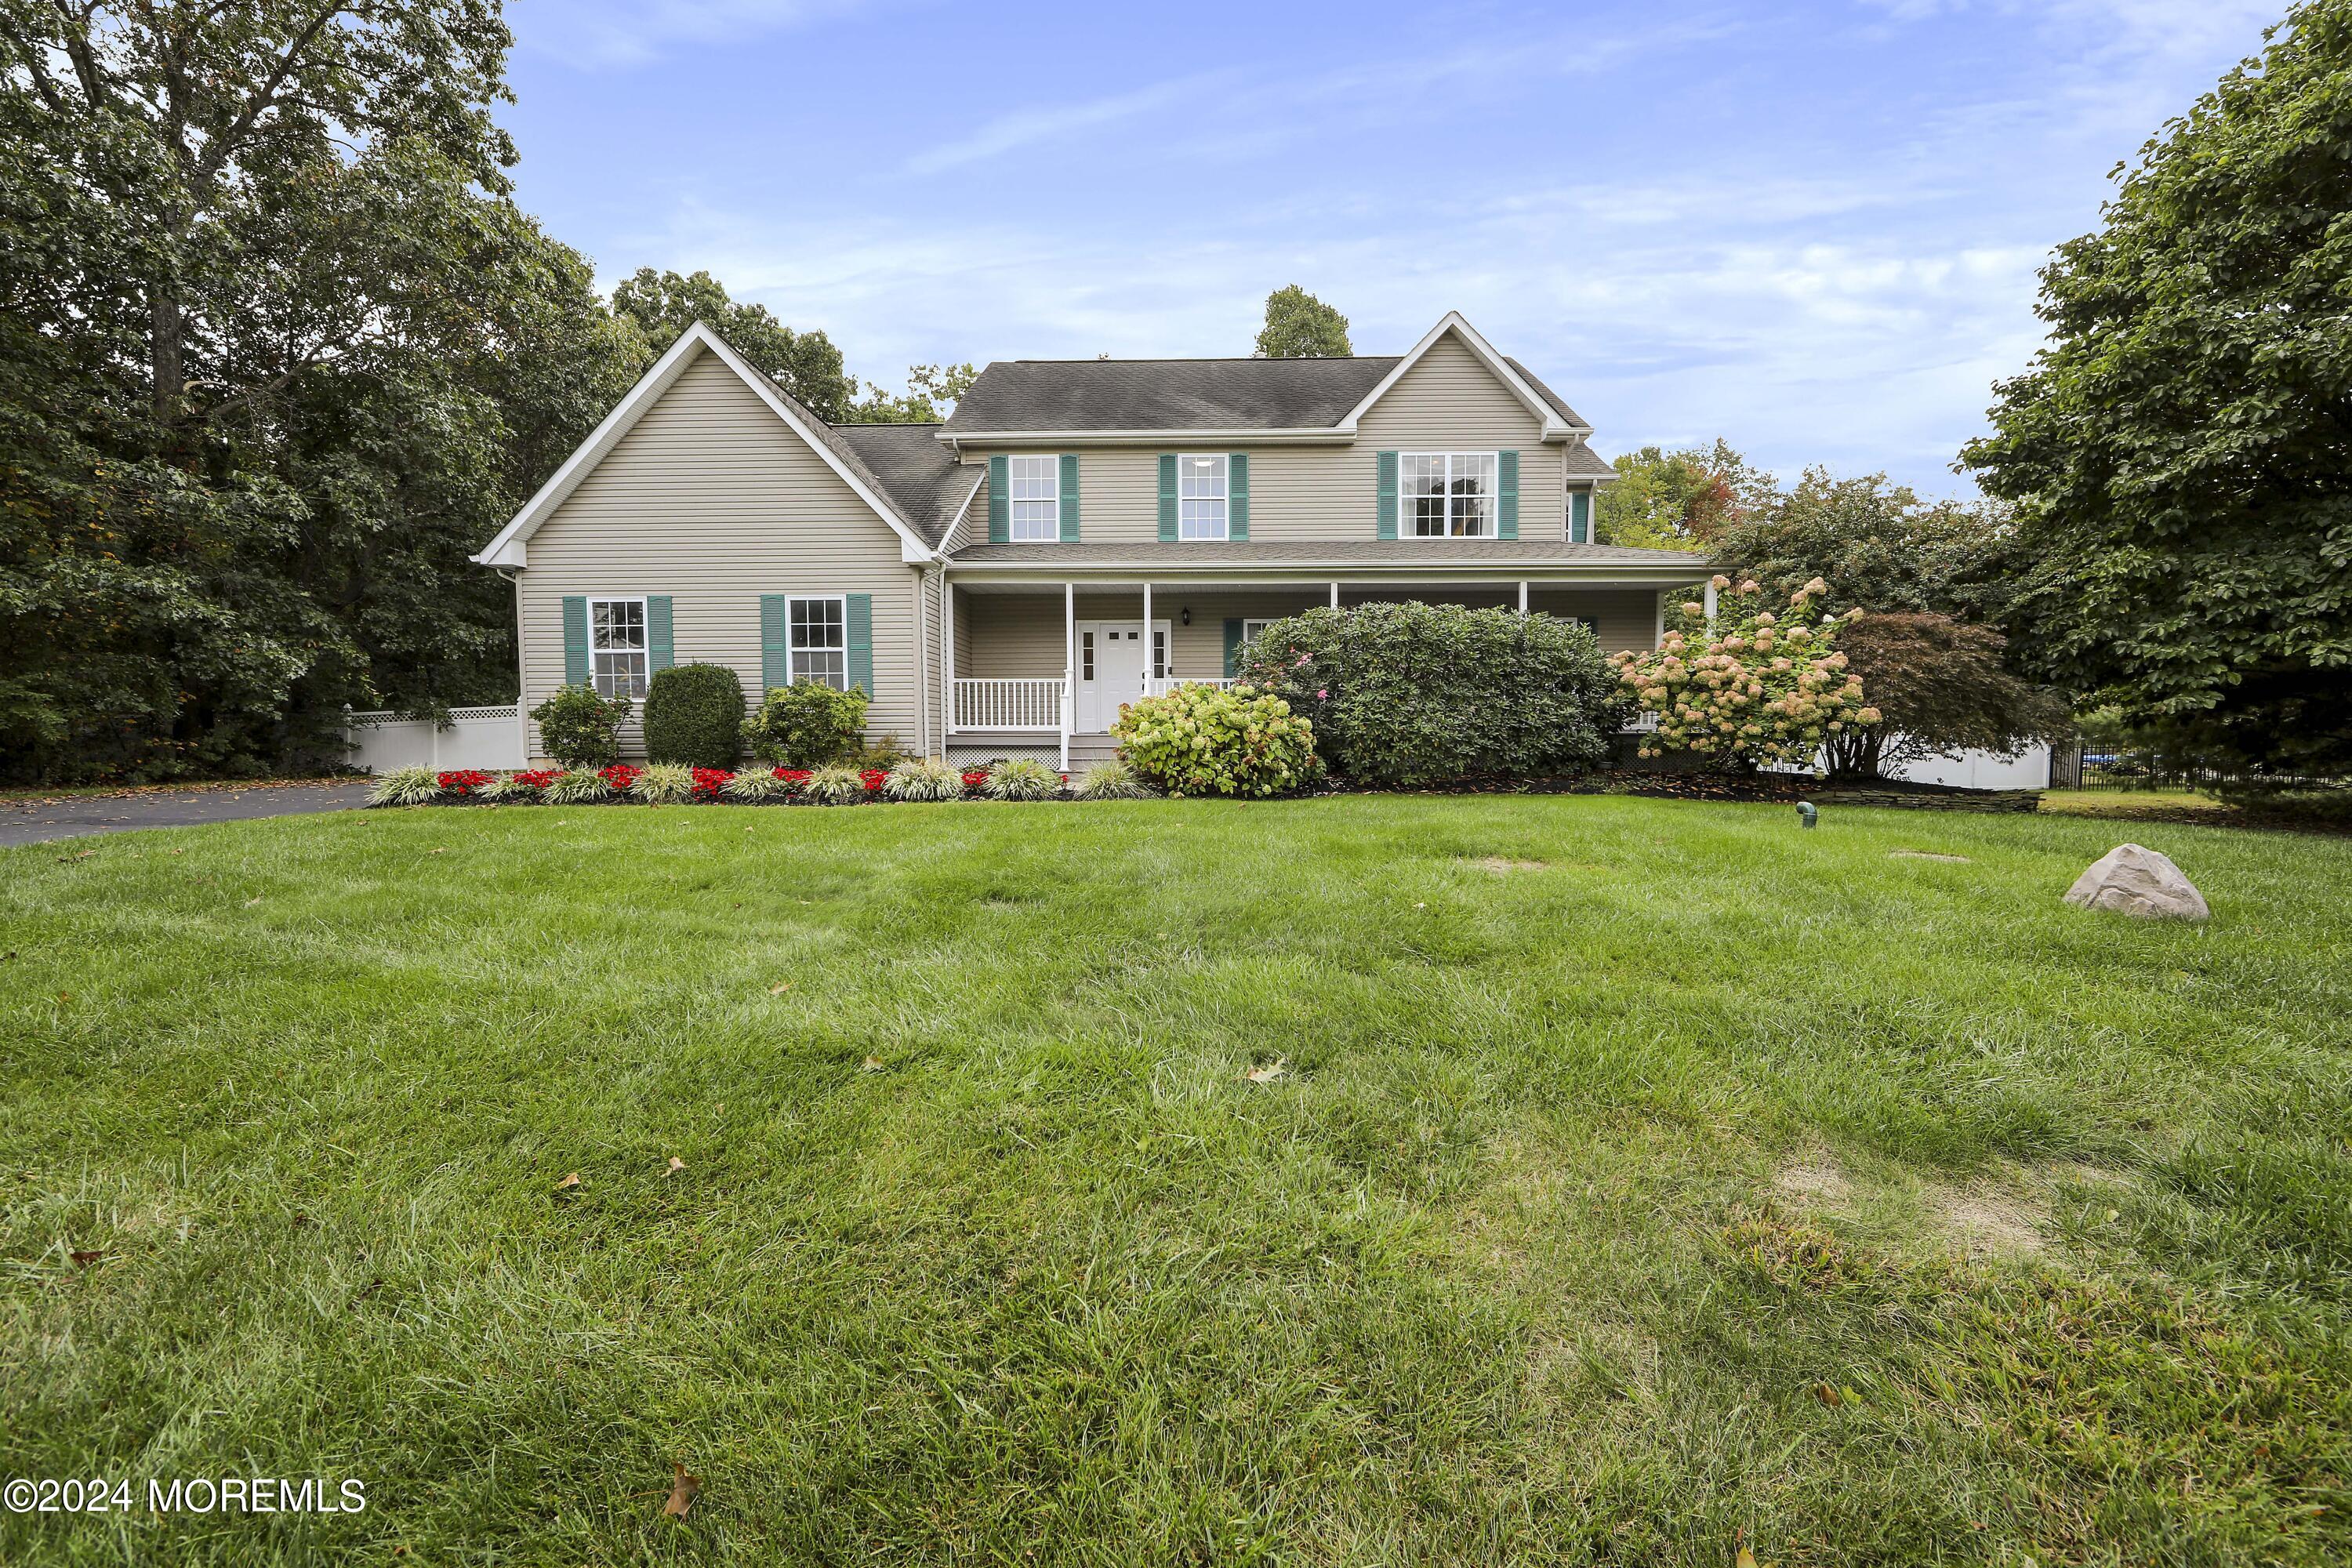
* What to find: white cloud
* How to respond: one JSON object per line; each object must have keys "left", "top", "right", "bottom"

{"left": 521, "top": 0, "right": 892, "bottom": 69}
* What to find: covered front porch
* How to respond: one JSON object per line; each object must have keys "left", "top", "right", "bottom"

{"left": 942, "top": 567, "right": 1702, "bottom": 769}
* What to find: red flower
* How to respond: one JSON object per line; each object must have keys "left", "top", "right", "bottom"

{"left": 860, "top": 769, "right": 887, "bottom": 792}
{"left": 513, "top": 769, "right": 562, "bottom": 789}
{"left": 960, "top": 769, "right": 989, "bottom": 792}
{"left": 775, "top": 768, "right": 811, "bottom": 790}
{"left": 690, "top": 767, "right": 733, "bottom": 800}
{"left": 437, "top": 769, "right": 492, "bottom": 797}
{"left": 599, "top": 764, "right": 643, "bottom": 792}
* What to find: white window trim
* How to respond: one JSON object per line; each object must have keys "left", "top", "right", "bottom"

{"left": 786, "top": 592, "right": 849, "bottom": 688}
{"left": 1175, "top": 452, "right": 1230, "bottom": 542}
{"left": 1401, "top": 450, "right": 1501, "bottom": 539}
{"left": 586, "top": 594, "right": 649, "bottom": 700}
{"left": 1006, "top": 454, "right": 1061, "bottom": 543}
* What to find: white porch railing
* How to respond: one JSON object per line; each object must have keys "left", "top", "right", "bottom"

{"left": 953, "top": 677, "right": 1066, "bottom": 731}
{"left": 1143, "top": 677, "right": 1240, "bottom": 698}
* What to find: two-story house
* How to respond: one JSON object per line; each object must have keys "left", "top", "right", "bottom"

{"left": 472, "top": 312, "right": 1711, "bottom": 768}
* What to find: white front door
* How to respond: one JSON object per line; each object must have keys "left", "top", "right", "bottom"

{"left": 1076, "top": 621, "right": 1160, "bottom": 730}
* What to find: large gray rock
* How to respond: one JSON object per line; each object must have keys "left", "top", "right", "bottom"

{"left": 2063, "top": 843, "right": 2209, "bottom": 921}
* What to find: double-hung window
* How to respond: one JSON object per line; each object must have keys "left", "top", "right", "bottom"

{"left": 1178, "top": 454, "right": 1229, "bottom": 540}
{"left": 1007, "top": 455, "right": 1059, "bottom": 541}
{"left": 589, "top": 597, "right": 649, "bottom": 699}
{"left": 789, "top": 595, "right": 847, "bottom": 688}
{"left": 1403, "top": 452, "right": 1498, "bottom": 537}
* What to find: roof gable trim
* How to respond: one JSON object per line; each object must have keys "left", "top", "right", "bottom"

{"left": 474, "top": 322, "right": 932, "bottom": 568}
{"left": 1338, "top": 312, "right": 1583, "bottom": 441}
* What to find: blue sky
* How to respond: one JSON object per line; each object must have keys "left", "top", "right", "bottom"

{"left": 499, "top": 0, "right": 2285, "bottom": 496}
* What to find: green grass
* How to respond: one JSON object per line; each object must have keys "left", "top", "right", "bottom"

{"left": 4, "top": 797, "right": 2349, "bottom": 1566}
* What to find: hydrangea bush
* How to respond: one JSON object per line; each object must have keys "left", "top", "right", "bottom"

{"left": 1612, "top": 575, "right": 1879, "bottom": 770}
{"left": 1112, "top": 683, "right": 1319, "bottom": 798}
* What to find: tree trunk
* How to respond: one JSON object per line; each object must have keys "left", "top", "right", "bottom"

{"left": 151, "top": 285, "right": 183, "bottom": 424}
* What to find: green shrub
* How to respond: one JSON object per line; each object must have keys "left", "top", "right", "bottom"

{"left": 530, "top": 684, "right": 633, "bottom": 770}
{"left": 884, "top": 757, "right": 963, "bottom": 801}
{"left": 853, "top": 732, "right": 913, "bottom": 769}
{"left": 1236, "top": 602, "right": 1627, "bottom": 787}
{"left": 1073, "top": 759, "right": 1154, "bottom": 800}
{"left": 641, "top": 662, "right": 744, "bottom": 767}
{"left": 982, "top": 757, "right": 1063, "bottom": 801}
{"left": 804, "top": 763, "right": 869, "bottom": 804}
{"left": 543, "top": 770, "right": 613, "bottom": 804}
{"left": 1112, "top": 684, "right": 1318, "bottom": 798}
{"left": 635, "top": 762, "right": 696, "bottom": 803}
{"left": 367, "top": 766, "right": 440, "bottom": 807}
{"left": 746, "top": 681, "right": 868, "bottom": 767}
{"left": 720, "top": 768, "right": 795, "bottom": 802}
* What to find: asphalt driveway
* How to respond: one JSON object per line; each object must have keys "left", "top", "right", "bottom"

{"left": 0, "top": 781, "right": 373, "bottom": 848}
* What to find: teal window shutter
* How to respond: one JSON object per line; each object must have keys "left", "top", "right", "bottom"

{"left": 1376, "top": 451, "right": 1398, "bottom": 539}
{"left": 760, "top": 594, "right": 789, "bottom": 693}
{"left": 1058, "top": 453, "right": 1080, "bottom": 541}
{"left": 1497, "top": 451, "right": 1519, "bottom": 540}
{"left": 647, "top": 596, "right": 674, "bottom": 673}
{"left": 1222, "top": 619, "right": 1243, "bottom": 679}
{"left": 988, "top": 455, "right": 1009, "bottom": 543}
{"left": 1570, "top": 490, "right": 1592, "bottom": 544}
{"left": 562, "top": 597, "right": 589, "bottom": 687}
{"left": 846, "top": 593, "right": 873, "bottom": 695}
{"left": 1158, "top": 454, "right": 1178, "bottom": 542}
{"left": 1229, "top": 453, "right": 1249, "bottom": 540}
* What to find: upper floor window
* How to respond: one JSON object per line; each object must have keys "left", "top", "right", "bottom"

{"left": 590, "top": 597, "right": 648, "bottom": 699}
{"left": 1178, "top": 454, "right": 1229, "bottom": 540}
{"left": 1404, "top": 452, "right": 1497, "bottom": 537}
{"left": 1007, "top": 455, "right": 1059, "bottom": 541}
{"left": 789, "top": 595, "right": 847, "bottom": 688}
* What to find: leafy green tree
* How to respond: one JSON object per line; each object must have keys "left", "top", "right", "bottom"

{"left": 844, "top": 362, "right": 978, "bottom": 423}
{"left": 1714, "top": 467, "right": 2022, "bottom": 624}
{"left": 1595, "top": 440, "right": 1775, "bottom": 550}
{"left": 1254, "top": 285, "right": 1352, "bottom": 358}
{"left": 0, "top": 2, "right": 644, "bottom": 782}
{"left": 1823, "top": 612, "right": 2074, "bottom": 781}
{"left": 1962, "top": 0, "right": 2352, "bottom": 772}
{"left": 610, "top": 268, "right": 849, "bottom": 420}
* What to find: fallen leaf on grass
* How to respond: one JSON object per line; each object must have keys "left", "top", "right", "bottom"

{"left": 429, "top": 848, "right": 446, "bottom": 855}
{"left": 55, "top": 850, "right": 94, "bottom": 862}
{"left": 56, "top": 992, "right": 71, "bottom": 1004}
{"left": 665, "top": 1156, "right": 684, "bottom": 1177}
{"left": 69, "top": 1249, "right": 107, "bottom": 1268}
{"left": 862, "top": 1055, "right": 884, "bottom": 1073}
{"left": 1737, "top": 1546, "right": 1760, "bottom": 1568}
{"left": 768, "top": 982, "right": 792, "bottom": 995}
{"left": 244, "top": 896, "right": 263, "bottom": 907}
{"left": 554, "top": 1171, "right": 581, "bottom": 1192}
{"left": 1812, "top": 1381, "right": 1842, "bottom": 1407}
{"left": 1243, "top": 1059, "right": 1289, "bottom": 1084}
{"left": 662, "top": 1463, "right": 700, "bottom": 1519}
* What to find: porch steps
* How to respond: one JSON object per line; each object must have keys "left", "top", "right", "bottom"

{"left": 1065, "top": 734, "right": 1121, "bottom": 771}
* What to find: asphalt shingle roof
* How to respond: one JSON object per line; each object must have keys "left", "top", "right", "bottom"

{"left": 829, "top": 424, "right": 978, "bottom": 546}
{"left": 946, "top": 539, "right": 1706, "bottom": 568}
{"left": 944, "top": 356, "right": 1400, "bottom": 434}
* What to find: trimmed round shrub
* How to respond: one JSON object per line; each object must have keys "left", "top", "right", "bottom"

{"left": 1073, "top": 759, "right": 1154, "bottom": 800}
{"left": 367, "top": 765, "right": 440, "bottom": 807}
{"left": 982, "top": 757, "right": 1064, "bottom": 801}
{"left": 531, "top": 684, "right": 633, "bottom": 769}
{"left": 643, "top": 662, "right": 744, "bottom": 768}
{"left": 884, "top": 757, "right": 964, "bottom": 801}
{"left": 1112, "top": 684, "right": 1318, "bottom": 798}
{"left": 804, "top": 762, "right": 869, "bottom": 804}
{"left": 747, "top": 681, "right": 868, "bottom": 767}
{"left": 1236, "top": 602, "right": 1627, "bottom": 787}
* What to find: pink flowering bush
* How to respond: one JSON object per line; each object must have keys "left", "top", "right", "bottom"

{"left": 1611, "top": 576, "right": 1879, "bottom": 770}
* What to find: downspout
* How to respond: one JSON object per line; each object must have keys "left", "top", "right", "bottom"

{"left": 498, "top": 566, "right": 526, "bottom": 764}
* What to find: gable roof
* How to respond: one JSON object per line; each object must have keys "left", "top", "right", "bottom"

{"left": 942, "top": 312, "right": 1588, "bottom": 441}
{"left": 830, "top": 424, "right": 982, "bottom": 548}
{"left": 472, "top": 322, "right": 935, "bottom": 568}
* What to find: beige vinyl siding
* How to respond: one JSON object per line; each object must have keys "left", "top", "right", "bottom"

{"left": 953, "top": 586, "right": 1662, "bottom": 699}
{"left": 517, "top": 350, "right": 920, "bottom": 760}
{"left": 989, "top": 332, "right": 1563, "bottom": 546}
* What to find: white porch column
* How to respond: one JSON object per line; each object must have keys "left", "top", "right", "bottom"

{"left": 1142, "top": 579, "right": 1153, "bottom": 685}
{"left": 1518, "top": 580, "right": 1529, "bottom": 615}
{"left": 1704, "top": 579, "right": 1719, "bottom": 626}
{"left": 1061, "top": 581, "right": 1074, "bottom": 771}
{"left": 1329, "top": 581, "right": 1339, "bottom": 610}
{"left": 941, "top": 572, "right": 955, "bottom": 736}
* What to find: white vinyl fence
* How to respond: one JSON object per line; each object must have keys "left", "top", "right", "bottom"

{"left": 343, "top": 702, "right": 525, "bottom": 774}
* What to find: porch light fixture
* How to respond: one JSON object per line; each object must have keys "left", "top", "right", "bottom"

{"left": 1180, "top": 607, "right": 1191, "bottom": 626}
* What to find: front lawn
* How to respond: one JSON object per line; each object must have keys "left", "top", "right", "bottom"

{"left": 4, "top": 797, "right": 2348, "bottom": 1565}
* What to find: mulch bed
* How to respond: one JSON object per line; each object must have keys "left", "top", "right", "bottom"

{"left": 1314, "top": 771, "right": 2044, "bottom": 811}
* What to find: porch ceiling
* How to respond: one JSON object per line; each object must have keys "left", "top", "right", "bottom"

{"left": 946, "top": 540, "right": 1708, "bottom": 592}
